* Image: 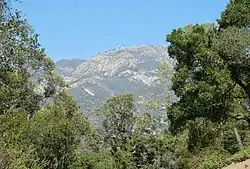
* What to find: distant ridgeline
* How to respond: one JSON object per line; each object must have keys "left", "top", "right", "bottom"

{"left": 55, "top": 45, "right": 177, "bottom": 128}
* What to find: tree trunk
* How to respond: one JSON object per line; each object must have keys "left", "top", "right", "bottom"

{"left": 233, "top": 127, "right": 244, "bottom": 150}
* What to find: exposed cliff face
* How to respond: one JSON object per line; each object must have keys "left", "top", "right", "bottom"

{"left": 56, "top": 45, "right": 176, "bottom": 125}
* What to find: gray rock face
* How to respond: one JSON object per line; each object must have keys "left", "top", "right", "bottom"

{"left": 56, "top": 45, "right": 176, "bottom": 124}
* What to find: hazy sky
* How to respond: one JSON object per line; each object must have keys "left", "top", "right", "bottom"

{"left": 14, "top": 0, "right": 229, "bottom": 61}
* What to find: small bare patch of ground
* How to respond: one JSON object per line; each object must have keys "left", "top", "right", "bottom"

{"left": 223, "top": 159, "right": 250, "bottom": 169}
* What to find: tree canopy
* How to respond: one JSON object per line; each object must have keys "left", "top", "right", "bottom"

{"left": 164, "top": 0, "right": 250, "bottom": 168}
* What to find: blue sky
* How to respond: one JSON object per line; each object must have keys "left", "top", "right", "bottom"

{"left": 14, "top": 0, "right": 229, "bottom": 61}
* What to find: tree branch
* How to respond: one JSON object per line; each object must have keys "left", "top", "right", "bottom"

{"left": 231, "top": 114, "right": 250, "bottom": 126}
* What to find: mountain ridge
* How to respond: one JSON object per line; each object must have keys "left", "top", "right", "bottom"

{"left": 56, "top": 45, "right": 176, "bottom": 125}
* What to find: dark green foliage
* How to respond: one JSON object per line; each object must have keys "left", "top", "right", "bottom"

{"left": 0, "top": 0, "right": 63, "bottom": 116}
{"left": 164, "top": 0, "right": 250, "bottom": 168}
{"left": 218, "top": 0, "right": 250, "bottom": 29}
{"left": 166, "top": 23, "right": 239, "bottom": 133}
{"left": 69, "top": 152, "right": 116, "bottom": 169}
{"left": 0, "top": 1, "right": 96, "bottom": 168}
{"left": 0, "top": 92, "right": 93, "bottom": 169}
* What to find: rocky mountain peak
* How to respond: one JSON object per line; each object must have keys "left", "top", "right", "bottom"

{"left": 56, "top": 45, "right": 176, "bottom": 124}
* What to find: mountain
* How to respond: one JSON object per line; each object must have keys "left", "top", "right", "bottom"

{"left": 56, "top": 45, "right": 176, "bottom": 125}
{"left": 56, "top": 59, "right": 86, "bottom": 77}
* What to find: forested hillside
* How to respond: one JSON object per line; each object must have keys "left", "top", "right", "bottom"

{"left": 0, "top": 0, "right": 250, "bottom": 169}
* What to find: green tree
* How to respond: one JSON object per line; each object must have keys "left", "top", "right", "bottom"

{"left": 166, "top": 23, "right": 239, "bottom": 133}
{"left": 0, "top": 0, "right": 65, "bottom": 116}
{"left": 216, "top": 0, "right": 250, "bottom": 124}
{"left": 0, "top": 1, "right": 94, "bottom": 168}
{"left": 218, "top": 0, "right": 250, "bottom": 29}
{"left": 102, "top": 93, "right": 134, "bottom": 153}
{"left": 0, "top": 91, "right": 94, "bottom": 169}
{"left": 69, "top": 152, "right": 117, "bottom": 169}
{"left": 164, "top": 0, "right": 250, "bottom": 168}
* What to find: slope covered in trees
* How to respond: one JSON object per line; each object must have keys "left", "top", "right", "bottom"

{"left": 0, "top": 0, "right": 250, "bottom": 169}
